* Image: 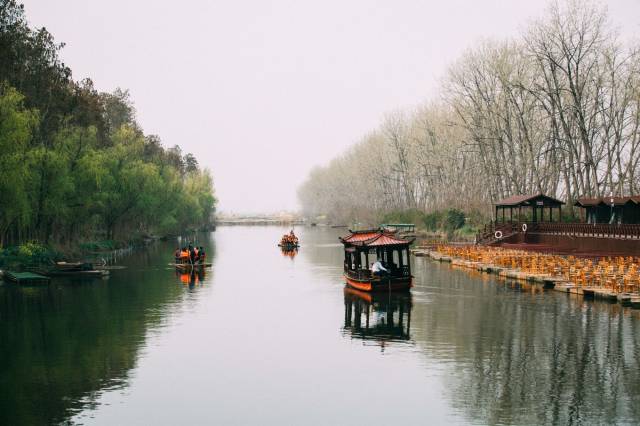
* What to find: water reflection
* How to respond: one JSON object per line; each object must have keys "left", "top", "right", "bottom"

{"left": 410, "top": 260, "right": 640, "bottom": 425}
{"left": 2, "top": 227, "right": 640, "bottom": 425}
{"left": 280, "top": 247, "right": 298, "bottom": 259}
{"left": 175, "top": 268, "right": 206, "bottom": 287}
{"left": 0, "top": 235, "right": 214, "bottom": 425}
{"left": 343, "top": 287, "right": 412, "bottom": 349}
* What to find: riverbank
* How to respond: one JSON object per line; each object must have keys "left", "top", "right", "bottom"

{"left": 0, "top": 236, "right": 157, "bottom": 273}
{"left": 412, "top": 246, "right": 640, "bottom": 309}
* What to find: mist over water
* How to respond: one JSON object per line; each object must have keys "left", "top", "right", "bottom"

{"left": 1, "top": 226, "right": 639, "bottom": 425}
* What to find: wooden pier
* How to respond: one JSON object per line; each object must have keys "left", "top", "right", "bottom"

{"left": 412, "top": 246, "right": 640, "bottom": 309}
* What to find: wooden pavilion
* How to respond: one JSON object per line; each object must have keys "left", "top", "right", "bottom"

{"left": 478, "top": 192, "right": 640, "bottom": 255}
{"left": 575, "top": 196, "right": 640, "bottom": 224}
{"left": 494, "top": 194, "right": 565, "bottom": 223}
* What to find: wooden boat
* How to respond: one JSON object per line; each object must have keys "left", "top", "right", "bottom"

{"left": 53, "top": 261, "right": 86, "bottom": 271}
{"left": 278, "top": 231, "right": 299, "bottom": 249}
{"left": 340, "top": 229, "right": 415, "bottom": 292}
{"left": 169, "top": 261, "right": 212, "bottom": 269}
{"left": 47, "top": 269, "right": 109, "bottom": 277}
{"left": 277, "top": 243, "right": 299, "bottom": 249}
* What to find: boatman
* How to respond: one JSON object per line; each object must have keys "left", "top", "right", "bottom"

{"left": 371, "top": 260, "right": 388, "bottom": 277}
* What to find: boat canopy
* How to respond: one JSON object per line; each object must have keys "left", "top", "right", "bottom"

{"left": 339, "top": 229, "right": 414, "bottom": 247}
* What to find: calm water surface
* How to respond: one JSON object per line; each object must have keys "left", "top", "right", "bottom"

{"left": 1, "top": 226, "right": 639, "bottom": 425}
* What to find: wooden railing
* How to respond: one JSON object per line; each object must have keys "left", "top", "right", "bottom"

{"left": 530, "top": 222, "right": 640, "bottom": 239}
{"left": 476, "top": 221, "right": 520, "bottom": 244}
{"left": 344, "top": 265, "right": 411, "bottom": 279}
{"left": 477, "top": 221, "right": 640, "bottom": 243}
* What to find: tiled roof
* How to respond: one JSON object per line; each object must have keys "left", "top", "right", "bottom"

{"left": 575, "top": 196, "right": 640, "bottom": 207}
{"left": 341, "top": 231, "right": 381, "bottom": 243}
{"left": 340, "top": 230, "right": 413, "bottom": 247}
{"left": 495, "top": 193, "right": 565, "bottom": 207}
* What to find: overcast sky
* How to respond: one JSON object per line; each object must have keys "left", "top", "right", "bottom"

{"left": 21, "top": 0, "right": 640, "bottom": 214}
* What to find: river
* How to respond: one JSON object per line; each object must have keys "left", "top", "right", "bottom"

{"left": 1, "top": 226, "right": 639, "bottom": 425}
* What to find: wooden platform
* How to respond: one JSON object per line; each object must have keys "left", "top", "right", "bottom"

{"left": 414, "top": 249, "right": 640, "bottom": 309}
{"left": 3, "top": 271, "right": 51, "bottom": 285}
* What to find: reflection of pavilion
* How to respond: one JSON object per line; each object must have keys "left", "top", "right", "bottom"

{"left": 343, "top": 288, "right": 412, "bottom": 344}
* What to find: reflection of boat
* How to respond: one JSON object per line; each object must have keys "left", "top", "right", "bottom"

{"left": 343, "top": 287, "right": 412, "bottom": 343}
{"left": 280, "top": 247, "right": 298, "bottom": 258}
{"left": 176, "top": 268, "right": 205, "bottom": 286}
{"left": 339, "top": 229, "right": 414, "bottom": 291}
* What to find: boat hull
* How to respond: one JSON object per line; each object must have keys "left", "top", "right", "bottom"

{"left": 278, "top": 243, "right": 299, "bottom": 249}
{"left": 170, "top": 262, "right": 212, "bottom": 269}
{"left": 344, "top": 275, "right": 412, "bottom": 292}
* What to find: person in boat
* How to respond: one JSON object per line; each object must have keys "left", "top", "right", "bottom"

{"left": 199, "top": 247, "right": 206, "bottom": 263}
{"left": 371, "top": 260, "right": 388, "bottom": 277}
{"left": 194, "top": 246, "right": 199, "bottom": 262}
{"left": 189, "top": 245, "right": 196, "bottom": 264}
{"left": 174, "top": 247, "right": 181, "bottom": 261}
{"left": 180, "top": 247, "right": 189, "bottom": 263}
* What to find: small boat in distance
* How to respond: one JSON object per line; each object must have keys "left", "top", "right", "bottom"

{"left": 278, "top": 230, "right": 299, "bottom": 249}
{"left": 340, "top": 229, "right": 414, "bottom": 292}
{"left": 169, "top": 261, "right": 212, "bottom": 270}
{"left": 171, "top": 245, "right": 211, "bottom": 269}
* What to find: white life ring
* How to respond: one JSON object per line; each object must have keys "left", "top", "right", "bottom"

{"left": 522, "top": 223, "right": 527, "bottom": 232}
{"left": 494, "top": 230, "right": 503, "bottom": 239}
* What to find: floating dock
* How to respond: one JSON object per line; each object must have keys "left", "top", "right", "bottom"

{"left": 3, "top": 271, "right": 51, "bottom": 285}
{"left": 412, "top": 247, "right": 640, "bottom": 309}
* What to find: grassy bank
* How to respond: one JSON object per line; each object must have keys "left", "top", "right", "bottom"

{"left": 381, "top": 208, "right": 484, "bottom": 242}
{"left": 0, "top": 236, "right": 155, "bottom": 271}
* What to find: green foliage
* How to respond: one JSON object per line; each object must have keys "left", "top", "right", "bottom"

{"left": 423, "top": 211, "right": 443, "bottom": 231}
{"left": 0, "top": 241, "right": 55, "bottom": 267}
{"left": 0, "top": 2, "right": 216, "bottom": 247}
{"left": 382, "top": 208, "right": 468, "bottom": 233}
{"left": 443, "top": 208, "right": 465, "bottom": 232}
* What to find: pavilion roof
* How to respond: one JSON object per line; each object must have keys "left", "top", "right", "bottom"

{"left": 575, "top": 196, "right": 640, "bottom": 207}
{"left": 340, "top": 229, "right": 413, "bottom": 247}
{"left": 495, "top": 193, "right": 565, "bottom": 207}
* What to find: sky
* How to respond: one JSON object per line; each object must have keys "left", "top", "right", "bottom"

{"left": 21, "top": 0, "right": 640, "bottom": 214}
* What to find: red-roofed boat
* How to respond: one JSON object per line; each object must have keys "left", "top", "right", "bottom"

{"left": 339, "top": 229, "right": 414, "bottom": 292}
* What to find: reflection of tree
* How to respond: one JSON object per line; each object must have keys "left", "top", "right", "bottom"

{"left": 0, "top": 241, "right": 205, "bottom": 425}
{"left": 410, "top": 260, "right": 640, "bottom": 425}
{"left": 343, "top": 288, "right": 412, "bottom": 349}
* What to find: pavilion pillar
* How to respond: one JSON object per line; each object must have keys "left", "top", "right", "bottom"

{"left": 365, "top": 251, "right": 369, "bottom": 269}
{"left": 399, "top": 248, "right": 404, "bottom": 268}
{"left": 406, "top": 247, "right": 411, "bottom": 274}
{"left": 510, "top": 208, "right": 513, "bottom": 223}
